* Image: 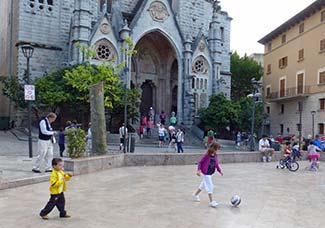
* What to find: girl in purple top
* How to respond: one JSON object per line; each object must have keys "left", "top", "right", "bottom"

{"left": 193, "top": 142, "right": 223, "bottom": 208}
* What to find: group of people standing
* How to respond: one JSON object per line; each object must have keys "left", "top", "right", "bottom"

{"left": 138, "top": 108, "right": 185, "bottom": 153}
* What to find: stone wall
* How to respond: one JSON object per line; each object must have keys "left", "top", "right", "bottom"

{"left": 176, "top": 0, "right": 212, "bottom": 39}
{"left": 64, "top": 152, "right": 284, "bottom": 175}
{"left": 0, "top": 0, "right": 11, "bottom": 117}
{"left": 17, "top": 0, "right": 75, "bottom": 79}
{"left": 121, "top": 0, "right": 140, "bottom": 13}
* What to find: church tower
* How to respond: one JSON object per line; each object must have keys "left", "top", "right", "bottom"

{"left": 207, "top": 1, "right": 232, "bottom": 98}
{"left": 71, "top": 0, "right": 93, "bottom": 63}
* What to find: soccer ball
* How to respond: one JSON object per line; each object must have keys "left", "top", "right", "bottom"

{"left": 231, "top": 195, "right": 241, "bottom": 207}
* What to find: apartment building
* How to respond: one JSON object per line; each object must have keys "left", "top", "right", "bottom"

{"left": 259, "top": 0, "right": 325, "bottom": 137}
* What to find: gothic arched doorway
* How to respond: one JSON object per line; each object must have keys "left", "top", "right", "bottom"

{"left": 132, "top": 31, "right": 179, "bottom": 117}
{"left": 140, "top": 80, "right": 154, "bottom": 116}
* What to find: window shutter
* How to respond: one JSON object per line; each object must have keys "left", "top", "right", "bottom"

{"left": 319, "top": 71, "right": 325, "bottom": 84}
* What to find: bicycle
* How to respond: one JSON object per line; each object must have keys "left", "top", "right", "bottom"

{"left": 276, "top": 156, "right": 299, "bottom": 172}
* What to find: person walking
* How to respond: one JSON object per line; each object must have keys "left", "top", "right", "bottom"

{"left": 170, "top": 112, "right": 177, "bottom": 127}
{"left": 141, "top": 115, "right": 147, "bottom": 127}
{"left": 149, "top": 107, "right": 155, "bottom": 123}
{"left": 86, "top": 122, "right": 92, "bottom": 155}
{"left": 58, "top": 127, "right": 65, "bottom": 157}
{"left": 32, "top": 113, "right": 57, "bottom": 173}
{"left": 147, "top": 118, "right": 154, "bottom": 138}
{"left": 160, "top": 111, "right": 166, "bottom": 125}
{"left": 236, "top": 131, "right": 242, "bottom": 148}
{"left": 207, "top": 129, "right": 214, "bottom": 146}
{"left": 119, "top": 123, "right": 128, "bottom": 151}
{"left": 158, "top": 124, "right": 166, "bottom": 148}
{"left": 168, "top": 128, "right": 177, "bottom": 152}
{"left": 176, "top": 128, "right": 185, "bottom": 153}
{"left": 139, "top": 124, "right": 144, "bottom": 139}
{"left": 39, "top": 158, "right": 72, "bottom": 219}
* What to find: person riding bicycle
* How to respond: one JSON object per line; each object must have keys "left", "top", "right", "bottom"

{"left": 292, "top": 142, "right": 301, "bottom": 160}
{"left": 282, "top": 141, "right": 292, "bottom": 162}
{"left": 259, "top": 135, "right": 275, "bottom": 162}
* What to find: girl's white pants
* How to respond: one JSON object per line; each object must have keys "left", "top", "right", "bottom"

{"left": 199, "top": 175, "right": 214, "bottom": 194}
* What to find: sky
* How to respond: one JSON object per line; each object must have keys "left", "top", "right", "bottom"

{"left": 220, "top": 0, "right": 316, "bottom": 56}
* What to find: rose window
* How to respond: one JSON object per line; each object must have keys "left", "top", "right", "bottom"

{"left": 192, "top": 57, "right": 208, "bottom": 74}
{"left": 195, "top": 60, "right": 204, "bottom": 73}
{"left": 96, "top": 44, "right": 112, "bottom": 60}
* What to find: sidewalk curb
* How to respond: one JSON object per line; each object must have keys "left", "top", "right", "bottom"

{"left": 0, "top": 175, "right": 49, "bottom": 190}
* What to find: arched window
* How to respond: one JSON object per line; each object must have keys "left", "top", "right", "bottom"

{"left": 204, "top": 79, "right": 207, "bottom": 89}
{"left": 200, "top": 79, "right": 203, "bottom": 89}
{"left": 192, "top": 77, "right": 195, "bottom": 89}
{"left": 196, "top": 78, "right": 200, "bottom": 89}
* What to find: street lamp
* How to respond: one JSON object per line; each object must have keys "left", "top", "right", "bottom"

{"left": 311, "top": 111, "right": 316, "bottom": 139}
{"left": 248, "top": 78, "right": 261, "bottom": 151}
{"left": 21, "top": 45, "right": 34, "bottom": 158}
{"left": 122, "top": 66, "right": 129, "bottom": 153}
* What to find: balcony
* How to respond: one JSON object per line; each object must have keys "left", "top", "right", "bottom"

{"left": 266, "top": 86, "right": 310, "bottom": 102}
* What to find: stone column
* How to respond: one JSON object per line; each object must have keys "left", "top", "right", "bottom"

{"left": 208, "top": 2, "right": 222, "bottom": 94}
{"left": 71, "top": 0, "right": 92, "bottom": 63}
{"left": 90, "top": 82, "right": 107, "bottom": 154}
{"left": 182, "top": 36, "right": 194, "bottom": 127}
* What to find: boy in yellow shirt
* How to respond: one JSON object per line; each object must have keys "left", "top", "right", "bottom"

{"left": 40, "top": 158, "right": 72, "bottom": 220}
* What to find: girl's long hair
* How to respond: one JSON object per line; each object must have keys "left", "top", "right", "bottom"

{"left": 208, "top": 142, "right": 221, "bottom": 155}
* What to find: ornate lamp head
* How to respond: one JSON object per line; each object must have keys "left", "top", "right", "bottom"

{"left": 21, "top": 45, "right": 34, "bottom": 58}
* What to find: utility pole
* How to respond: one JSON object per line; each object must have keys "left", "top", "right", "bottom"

{"left": 298, "top": 101, "right": 303, "bottom": 149}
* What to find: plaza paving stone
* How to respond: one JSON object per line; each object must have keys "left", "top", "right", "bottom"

{"left": 0, "top": 161, "right": 324, "bottom": 228}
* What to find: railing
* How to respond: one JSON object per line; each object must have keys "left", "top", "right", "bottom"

{"left": 266, "top": 86, "right": 310, "bottom": 100}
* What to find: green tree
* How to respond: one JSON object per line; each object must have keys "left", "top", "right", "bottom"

{"left": 199, "top": 94, "right": 240, "bottom": 132}
{"left": 237, "top": 97, "right": 265, "bottom": 133}
{"left": 230, "top": 52, "right": 264, "bottom": 101}
{"left": 64, "top": 39, "right": 137, "bottom": 154}
{"left": 0, "top": 76, "right": 26, "bottom": 109}
{"left": 34, "top": 67, "right": 84, "bottom": 111}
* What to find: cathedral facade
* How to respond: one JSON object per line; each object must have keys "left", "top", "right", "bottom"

{"left": 0, "top": 0, "right": 232, "bottom": 126}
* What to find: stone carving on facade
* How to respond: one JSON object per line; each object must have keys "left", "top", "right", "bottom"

{"left": 192, "top": 57, "right": 208, "bottom": 74}
{"left": 100, "top": 23, "right": 110, "bottom": 34}
{"left": 198, "top": 41, "right": 205, "bottom": 52}
{"left": 148, "top": 1, "right": 170, "bottom": 23}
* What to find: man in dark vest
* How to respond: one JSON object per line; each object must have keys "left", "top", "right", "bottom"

{"left": 32, "top": 113, "right": 57, "bottom": 173}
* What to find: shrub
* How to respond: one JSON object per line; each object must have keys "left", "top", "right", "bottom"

{"left": 65, "top": 128, "right": 86, "bottom": 158}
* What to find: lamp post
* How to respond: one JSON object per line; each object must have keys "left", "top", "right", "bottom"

{"left": 119, "top": 21, "right": 131, "bottom": 153}
{"left": 298, "top": 101, "right": 303, "bottom": 149}
{"left": 311, "top": 111, "right": 316, "bottom": 139}
{"left": 21, "top": 45, "right": 34, "bottom": 158}
{"left": 248, "top": 78, "right": 261, "bottom": 151}
{"left": 123, "top": 66, "right": 129, "bottom": 153}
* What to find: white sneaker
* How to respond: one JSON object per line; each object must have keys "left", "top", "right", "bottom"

{"left": 267, "top": 156, "right": 272, "bottom": 162}
{"left": 193, "top": 194, "right": 200, "bottom": 202}
{"left": 209, "top": 201, "right": 218, "bottom": 208}
{"left": 262, "top": 156, "right": 267, "bottom": 162}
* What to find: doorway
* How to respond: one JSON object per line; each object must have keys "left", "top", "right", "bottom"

{"left": 140, "top": 81, "right": 154, "bottom": 116}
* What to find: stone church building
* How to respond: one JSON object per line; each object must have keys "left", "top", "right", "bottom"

{"left": 0, "top": 0, "right": 231, "bottom": 127}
